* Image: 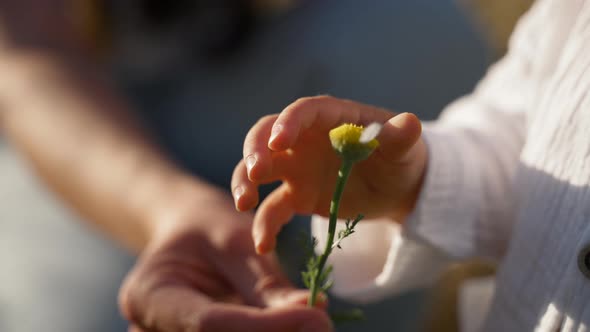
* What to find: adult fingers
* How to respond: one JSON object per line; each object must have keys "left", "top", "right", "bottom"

{"left": 120, "top": 277, "right": 213, "bottom": 332}
{"left": 122, "top": 281, "right": 331, "bottom": 332}
{"left": 217, "top": 244, "right": 328, "bottom": 310}
{"left": 200, "top": 305, "right": 333, "bottom": 332}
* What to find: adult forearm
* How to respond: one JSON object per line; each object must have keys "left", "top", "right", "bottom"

{"left": 0, "top": 55, "right": 218, "bottom": 252}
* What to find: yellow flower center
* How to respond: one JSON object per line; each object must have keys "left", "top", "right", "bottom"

{"left": 329, "top": 123, "right": 379, "bottom": 162}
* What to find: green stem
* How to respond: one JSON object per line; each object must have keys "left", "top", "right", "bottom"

{"left": 308, "top": 159, "right": 354, "bottom": 307}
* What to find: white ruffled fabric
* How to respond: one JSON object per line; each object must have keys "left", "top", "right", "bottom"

{"left": 313, "top": 0, "right": 590, "bottom": 330}
{"left": 311, "top": 216, "right": 452, "bottom": 302}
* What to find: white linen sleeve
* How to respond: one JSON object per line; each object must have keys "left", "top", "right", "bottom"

{"left": 310, "top": 0, "right": 568, "bottom": 301}
{"left": 405, "top": 0, "right": 566, "bottom": 259}
{"left": 311, "top": 215, "right": 453, "bottom": 303}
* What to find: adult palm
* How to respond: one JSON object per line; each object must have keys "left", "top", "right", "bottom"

{"left": 119, "top": 210, "right": 331, "bottom": 332}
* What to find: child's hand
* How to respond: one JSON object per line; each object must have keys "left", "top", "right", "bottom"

{"left": 232, "top": 95, "right": 427, "bottom": 254}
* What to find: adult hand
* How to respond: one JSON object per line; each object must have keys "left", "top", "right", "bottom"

{"left": 119, "top": 203, "right": 332, "bottom": 332}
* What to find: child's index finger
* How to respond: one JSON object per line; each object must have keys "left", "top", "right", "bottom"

{"left": 266, "top": 120, "right": 303, "bottom": 151}
{"left": 267, "top": 122, "right": 286, "bottom": 151}
{"left": 269, "top": 95, "right": 362, "bottom": 151}
{"left": 231, "top": 159, "right": 259, "bottom": 211}
{"left": 243, "top": 114, "right": 278, "bottom": 182}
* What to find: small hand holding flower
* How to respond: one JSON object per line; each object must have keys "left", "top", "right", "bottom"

{"left": 232, "top": 95, "right": 427, "bottom": 255}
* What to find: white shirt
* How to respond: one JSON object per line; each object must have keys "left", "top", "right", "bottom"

{"left": 313, "top": 0, "right": 590, "bottom": 330}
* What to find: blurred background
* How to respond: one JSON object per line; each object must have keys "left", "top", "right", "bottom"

{"left": 0, "top": 0, "right": 531, "bottom": 331}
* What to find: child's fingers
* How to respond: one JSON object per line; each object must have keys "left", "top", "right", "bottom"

{"left": 231, "top": 159, "right": 259, "bottom": 211}
{"left": 243, "top": 114, "right": 279, "bottom": 182}
{"left": 269, "top": 96, "right": 363, "bottom": 151}
{"left": 252, "top": 183, "right": 296, "bottom": 254}
{"left": 375, "top": 112, "right": 423, "bottom": 163}
{"left": 232, "top": 151, "right": 314, "bottom": 214}
{"left": 270, "top": 95, "right": 395, "bottom": 151}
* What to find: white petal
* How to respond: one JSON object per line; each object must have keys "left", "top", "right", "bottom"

{"left": 359, "top": 122, "right": 383, "bottom": 143}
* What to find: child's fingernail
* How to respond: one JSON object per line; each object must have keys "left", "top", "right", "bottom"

{"left": 391, "top": 112, "right": 409, "bottom": 127}
{"left": 246, "top": 154, "right": 257, "bottom": 174}
{"left": 269, "top": 123, "right": 283, "bottom": 145}
{"left": 233, "top": 186, "right": 244, "bottom": 205}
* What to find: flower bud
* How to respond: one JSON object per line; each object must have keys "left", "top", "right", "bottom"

{"left": 329, "top": 123, "right": 380, "bottom": 162}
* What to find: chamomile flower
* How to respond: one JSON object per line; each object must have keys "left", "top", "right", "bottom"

{"left": 329, "top": 123, "right": 382, "bottom": 162}
{"left": 305, "top": 122, "right": 382, "bottom": 310}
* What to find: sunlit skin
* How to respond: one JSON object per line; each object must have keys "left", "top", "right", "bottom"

{"left": 231, "top": 95, "right": 428, "bottom": 254}
{"left": 0, "top": 2, "right": 334, "bottom": 330}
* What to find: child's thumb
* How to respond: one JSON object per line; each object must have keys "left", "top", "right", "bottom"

{"left": 376, "top": 112, "right": 422, "bottom": 163}
{"left": 252, "top": 183, "right": 296, "bottom": 255}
